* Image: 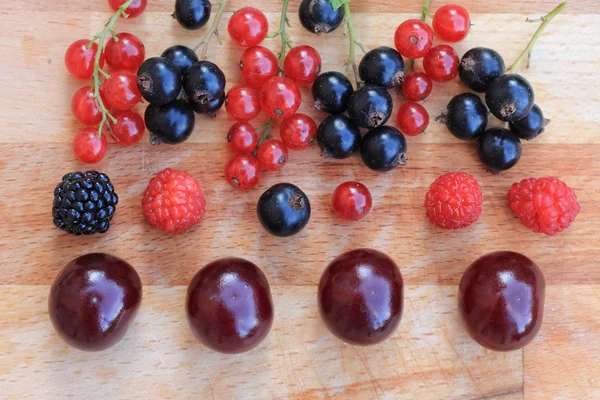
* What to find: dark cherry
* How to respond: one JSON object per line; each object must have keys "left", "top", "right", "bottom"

{"left": 358, "top": 46, "right": 405, "bottom": 89}
{"left": 477, "top": 127, "right": 522, "bottom": 172}
{"left": 257, "top": 183, "right": 311, "bottom": 237}
{"left": 458, "top": 251, "right": 545, "bottom": 351}
{"left": 161, "top": 45, "right": 199, "bottom": 74}
{"left": 459, "top": 47, "right": 505, "bottom": 93}
{"left": 298, "top": 0, "right": 344, "bottom": 35}
{"left": 173, "top": 0, "right": 212, "bottom": 30}
{"left": 360, "top": 126, "right": 407, "bottom": 172}
{"left": 48, "top": 253, "right": 142, "bottom": 351}
{"left": 312, "top": 71, "right": 354, "bottom": 114}
{"left": 186, "top": 257, "right": 273, "bottom": 354}
{"left": 509, "top": 104, "right": 548, "bottom": 140}
{"left": 318, "top": 249, "right": 404, "bottom": 346}
{"left": 485, "top": 73, "right": 535, "bottom": 122}
{"left": 347, "top": 84, "right": 393, "bottom": 129}
{"left": 317, "top": 114, "right": 361, "bottom": 159}
{"left": 440, "top": 93, "right": 488, "bottom": 141}
{"left": 183, "top": 60, "right": 227, "bottom": 105}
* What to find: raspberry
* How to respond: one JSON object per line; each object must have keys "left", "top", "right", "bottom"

{"left": 425, "top": 172, "right": 483, "bottom": 230}
{"left": 142, "top": 168, "right": 206, "bottom": 234}
{"left": 508, "top": 177, "right": 580, "bottom": 236}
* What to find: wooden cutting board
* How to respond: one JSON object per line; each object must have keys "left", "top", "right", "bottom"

{"left": 1, "top": 0, "right": 599, "bottom": 398}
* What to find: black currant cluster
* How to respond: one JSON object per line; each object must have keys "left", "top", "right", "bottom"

{"left": 441, "top": 47, "right": 548, "bottom": 172}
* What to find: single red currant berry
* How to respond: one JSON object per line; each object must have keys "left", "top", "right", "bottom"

{"left": 260, "top": 77, "right": 301, "bottom": 119}
{"left": 108, "top": 0, "right": 147, "bottom": 19}
{"left": 227, "top": 7, "right": 269, "bottom": 47}
{"left": 432, "top": 4, "right": 471, "bottom": 42}
{"left": 402, "top": 72, "right": 433, "bottom": 102}
{"left": 283, "top": 45, "right": 322, "bottom": 85}
{"left": 280, "top": 113, "right": 317, "bottom": 150}
{"left": 65, "top": 39, "right": 104, "bottom": 80}
{"left": 257, "top": 139, "right": 288, "bottom": 171}
{"left": 73, "top": 127, "right": 108, "bottom": 164}
{"left": 110, "top": 110, "right": 145, "bottom": 145}
{"left": 396, "top": 102, "right": 429, "bottom": 136}
{"left": 71, "top": 87, "right": 102, "bottom": 126}
{"left": 394, "top": 19, "right": 434, "bottom": 59}
{"left": 102, "top": 70, "right": 142, "bottom": 110}
{"left": 239, "top": 46, "right": 278, "bottom": 89}
{"left": 423, "top": 45, "right": 459, "bottom": 82}
{"left": 225, "top": 84, "right": 261, "bottom": 122}
{"left": 225, "top": 155, "right": 261, "bottom": 190}
{"left": 104, "top": 32, "right": 145, "bottom": 71}
{"left": 227, "top": 122, "right": 258, "bottom": 154}
{"left": 332, "top": 181, "right": 373, "bottom": 221}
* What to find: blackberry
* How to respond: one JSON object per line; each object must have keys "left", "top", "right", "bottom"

{"left": 53, "top": 171, "right": 118, "bottom": 235}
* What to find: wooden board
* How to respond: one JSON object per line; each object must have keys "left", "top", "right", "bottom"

{"left": 1, "top": 0, "right": 599, "bottom": 399}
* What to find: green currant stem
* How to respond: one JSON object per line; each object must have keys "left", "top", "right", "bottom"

{"left": 343, "top": 2, "right": 365, "bottom": 88}
{"left": 257, "top": 119, "right": 275, "bottom": 145}
{"left": 507, "top": 1, "right": 567, "bottom": 72}
{"left": 193, "top": 0, "right": 229, "bottom": 59}
{"left": 267, "top": 0, "right": 292, "bottom": 74}
{"left": 407, "top": 0, "right": 431, "bottom": 72}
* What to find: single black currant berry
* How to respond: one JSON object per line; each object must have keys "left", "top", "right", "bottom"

{"left": 145, "top": 100, "right": 195, "bottom": 145}
{"left": 360, "top": 126, "right": 407, "bottom": 172}
{"left": 257, "top": 183, "right": 311, "bottom": 237}
{"left": 509, "top": 104, "right": 548, "bottom": 140}
{"left": 188, "top": 93, "right": 225, "bottom": 117}
{"left": 347, "top": 85, "right": 393, "bottom": 129}
{"left": 477, "top": 127, "right": 522, "bottom": 172}
{"left": 161, "top": 45, "right": 199, "bottom": 74}
{"left": 183, "top": 61, "right": 226, "bottom": 105}
{"left": 439, "top": 93, "right": 488, "bottom": 140}
{"left": 485, "top": 74, "right": 535, "bottom": 122}
{"left": 317, "top": 114, "right": 362, "bottom": 159}
{"left": 359, "top": 46, "right": 405, "bottom": 89}
{"left": 312, "top": 71, "right": 354, "bottom": 114}
{"left": 137, "top": 57, "right": 182, "bottom": 106}
{"left": 173, "top": 0, "right": 212, "bottom": 30}
{"left": 459, "top": 47, "right": 505, "bottom": 93}
{"left": 298, "top": 0, "right": 344, "bottom": 35}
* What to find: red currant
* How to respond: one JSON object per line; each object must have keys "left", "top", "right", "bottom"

{"left": 257, "top": 139, "right": 288, "bottom": 171}
{"left": 225, "top": 155, "right": 261, "bottom": 190}
{"left": 394, "top": 19, "right": 434, "bottom": 59}
{"left": 432, "top": 4, "right": 471, "bottom": 42}
{"left": 225, "top": 84, "right": 261, "bottom": 122}
{"left": 102, "top": 70, "right": 141, "bottom": 110}
{"left": 104, "top": 32, "right": 145, "bottom": 71}
{"left": 227, "top": 122, "right": 258, "bottom": 154}
{"left": 280, "top": 114, "right": 317, "bottom": 150}
{"left": 71, "top": 87, "right": 102, "bottom": 125}
{"left": 108, "top": 0, "right": 147, "bottom": 18}
{"left": 396, "top": 102, "right": 429, "bottom": 136}
{"left": 110, "top": 110, "right": 145, "bottom": 145}
{"left": 402, "top": 72, "right": 433, "bottom": 102}
{"left": 260, "top": 77, "right": 301, "bottom": 119}
{"left": 65, "top": 39, "right": 104, "bottom": 80}
{"left": 332, "top": 181, "right": 372, "bottom": 221}
{"left": 239, "top": 46, "right": 278, "bottom": 89}
{"left": 283, "top": 45, "right": 322, "bottom": 85}
{"left": 227, "top": 7, "right": 269, "bottom": 47}
{"left": 73, "top": 127, "right": 108, "bottom": 164}
{"left": 423, "top": 45, "right": 459, "bottom": 83}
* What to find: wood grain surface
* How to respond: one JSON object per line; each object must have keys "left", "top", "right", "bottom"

{"left": 1, "top": 0, "right": 599, "bottom": 399}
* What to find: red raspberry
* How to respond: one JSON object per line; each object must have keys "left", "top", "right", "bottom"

{"left": 508, "top": 177, "right": 580, "bottom": 236}
{"left": 425, "top": 172, "right": 483, "bottom": 230}
{"left": 142, "top": 168, "right": 206, "bottom": 234}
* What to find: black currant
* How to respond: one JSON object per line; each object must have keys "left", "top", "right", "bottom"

{"left": 188, "top": 93, "right": 225, "bottom": 117}
{"left": 173, "top": 0, "right": 212, "bottom": 30}
{"left": 359, "top": 46, "right": 405, "bottom": 89}
{"left": 161, "top": 45, "right": 199, "bottom": 74}
{"left": 347, "top": 85, "right": 393, "bottom": 129}
{"left": 439, "top": 93, "right": 488, "bottom": 141}
{"left": 257, "top": 183, "right": 311, "bottom": 237}
{"left": 360, "top": 126, "right": 407, "bottom": 172}
{"left": 183, "top": 61, "right": 226, "bottom": 105}
{"left": 477, "top": 127, "right": 522, "bottom": 172}
{"left": 485, "top": 73, "right": 535, "bottom": 122}
{"left": 145, "top": 100, "right": 195, "bottom": 145}
{"left": 317, "top": 114, "right": 361, "bottom": 159}
{"left": 312, "top": 71, "right": 354, "bottom": 114}
{"left": 137, "top": 57, "right": 182, "bottom": 106}
{"left": 459, "top": 47, "right": 505, "bottom": 93}
{"left": 509, "top": 104, "right": 548, "bottom": 140}
{"left": 298, "top": 0, "right": 344, "bottom": 35}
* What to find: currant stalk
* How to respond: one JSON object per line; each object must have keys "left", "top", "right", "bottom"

{"left": 342, "top": 2, "right": 366, "bottom": 88}
{"left": 407, "top": 0, "right": 431, "bottom": 72}
{"left": 193, "top": 0, "right": 229, "bottom": 59}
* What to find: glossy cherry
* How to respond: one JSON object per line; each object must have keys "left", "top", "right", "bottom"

{"left": 257, "top": 139, "right": 289, "bottom": 170}
{"left": 284, "top": 45, "right": 322, "bottom": 85}
{"left": 394, "top": 19, "right": 434, "bottom": 59}
{"left": 423, "top": 45, "right": 459, "bottom": 83}
{"left": 312, "top": 71, "right": 354, "bottom": 114}
{"left": 104, "top": 32, "right": 145, "bottom": 71}
{"left": 459, "top": 251, "right": 545, "bottom": 351}
{"left": 396, "top": 102, "right": 429, "bottom": 136}
{"left": 108, "top": 0, "right": 147, "bottom": 18}
{"left": 318, "top": 249, "right": 404, "bottom": 345}
{"left": 49, "top": 253, "right": 142, "bottom": 351}
{"left": 71, "top": 87, "right": 102, "bottom": 126}
{"left": 110, "top": 110, "right": 145, "bottom": 146}
{"left": 228, "top": 7, "right": 269, "bottom": 47}
{"left": 227, "top": 122, "right": 258, "bottom": 154}
{"left": 280, "top": 113, "right": 317, "bottom": 150}
{"left": 73, "top": 127, "right": 108, "bottom": 164}
{"left": 432, "top": 4, "right": 471, "bottom": 42}
{"left": 260, "top": 77, "right": 301, "bottom": 119}
{"left": 332, "top": 182, "right": 372, "bottom": 221}
{"left": 65, "top": 39, "right": 104, "bottom": 80}
{"left": 239, "top": 46, "right": 278, "bottom": 89}
{"left": 103, "top": 70, "right": 141, "bottom": 111}
{"left": 225, "top": 155, "right": 261, "bottom": 190}
{"left": 402, "top": 72, "right": 433, "bottom": 102}
{"left": 225, "top": 84, "right": 261, "bottom": 122}
{"left": 186, "top": 257, "right": 273, "bottom": 354}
